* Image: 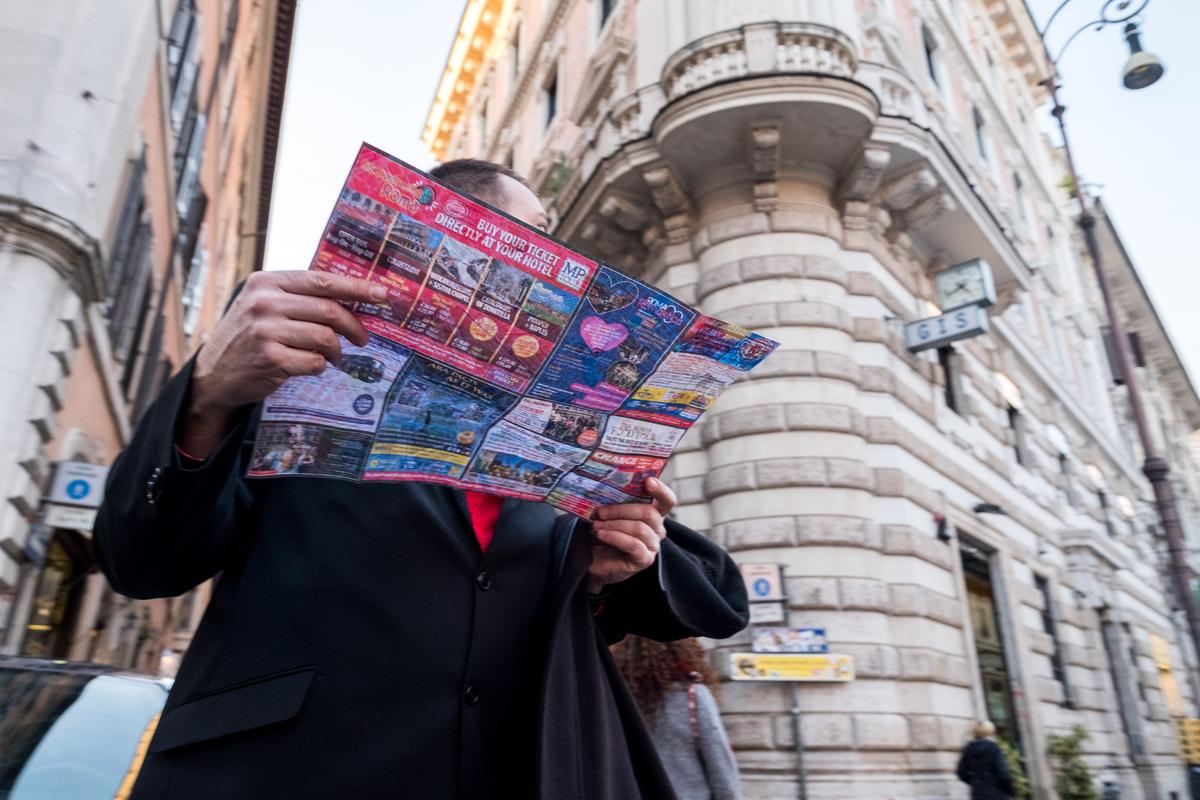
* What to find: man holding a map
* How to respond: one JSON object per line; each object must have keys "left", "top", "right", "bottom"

{"left": 96, "top": 155, "right": 773, "bottom": 798}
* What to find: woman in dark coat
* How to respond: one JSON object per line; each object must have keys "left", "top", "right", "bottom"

{"left": 956, "top": 721, "right": 1015, "bottom": 800}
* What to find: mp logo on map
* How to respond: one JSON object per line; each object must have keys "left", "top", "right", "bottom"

{"left": 557, "top": 259, "right": 589, "bottom": 291}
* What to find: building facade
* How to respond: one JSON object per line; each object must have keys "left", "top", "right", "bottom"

{"left": 424, "top": 0, "right": 1200, "bottom": 797}
{"left": 0, "top": 0, "right": 295, "bottom": 673}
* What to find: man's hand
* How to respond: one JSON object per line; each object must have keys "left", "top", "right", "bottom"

{"left": 586, "top": 477, "right": 678, "bottom": 594}
{"left": 180, "top": 270, "right": 388, "bottom": 457}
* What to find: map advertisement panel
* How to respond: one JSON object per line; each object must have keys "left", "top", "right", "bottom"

{"left": 247, "top": 144, "right": 779, "bottom": 516}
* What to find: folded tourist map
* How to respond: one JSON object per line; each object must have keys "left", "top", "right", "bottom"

{"left": 246, "top": 143, "right": 779, "bottom": 517}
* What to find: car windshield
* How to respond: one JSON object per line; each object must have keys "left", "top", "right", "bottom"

{"left": 0, "top": 667, "right": 167, "bottom": 799}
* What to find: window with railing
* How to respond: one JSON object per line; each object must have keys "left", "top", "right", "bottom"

{"left": 167, "top": 0, "right": 202, "bottom": 130}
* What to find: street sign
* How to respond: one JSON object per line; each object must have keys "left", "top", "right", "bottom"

{"left": 43, "top": 504, "right": 99, "bottom": 532}
{"left": 751, "top": 627, "right": 828, "bottom": 654}
{"left": 730, "top": 652, "right": 855, "bottom": 682}
{"left": 740, "top": 563, "right": 783, "bottom": 601}
{"left": 749, "top": 603, "right": 786, "bottom": 625}
{"left": 46, "top": 461, "right": 109, "bottom": 509}
{"left": 904, "top": 304, "right": 990, "bottom": 353}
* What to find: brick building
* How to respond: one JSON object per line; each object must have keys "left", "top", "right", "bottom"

{"left": 0, "top": 0, "right": 295, "bottom": 673}
{"left": 423, "top": 0, "right": 1200, "bottom": 796}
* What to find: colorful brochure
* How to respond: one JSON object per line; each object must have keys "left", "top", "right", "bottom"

{"left": 247, "top": 144, "right": 779, "bottom": 518}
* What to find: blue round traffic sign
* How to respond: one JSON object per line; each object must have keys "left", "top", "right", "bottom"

{"left": 752, "top": 578, "right": 771, "bottom": 597}
{"left": 65, "top": 480, "right": 90, "bottom": 500}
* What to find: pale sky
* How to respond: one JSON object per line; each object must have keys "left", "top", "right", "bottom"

{"left": 263, "top": 0, "right": 1198, "bottom": 383}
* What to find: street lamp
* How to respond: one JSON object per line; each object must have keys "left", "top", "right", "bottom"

{"left": 1034, "top": 1, "right": 1198, "bottom": 671}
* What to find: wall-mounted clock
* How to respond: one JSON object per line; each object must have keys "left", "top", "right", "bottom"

{"left": 935, "top": 259, "right": 996, "bottom": 312}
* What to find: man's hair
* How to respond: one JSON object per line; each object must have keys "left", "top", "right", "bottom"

{"left": 429, "top": 158, "right": 534, "bottom": 205}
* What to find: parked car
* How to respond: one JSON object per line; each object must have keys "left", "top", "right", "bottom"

{"left": 0, "top": 656, "right": 170, "bottom": 799}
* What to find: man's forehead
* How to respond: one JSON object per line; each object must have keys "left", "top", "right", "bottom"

{"left": 494, "top": 174, "right": 549, "bottom": 230}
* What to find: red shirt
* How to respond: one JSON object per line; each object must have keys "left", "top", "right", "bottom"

{"left": 465, "top": 491, "right": 503, "bottom": 553}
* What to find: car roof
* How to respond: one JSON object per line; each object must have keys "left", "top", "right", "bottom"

{"left": 0, "top": 655, "right": 170, "bottom": 687}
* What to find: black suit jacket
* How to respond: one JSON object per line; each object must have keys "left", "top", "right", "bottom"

{"left": 94, "top": 359, "right": 749, "bottom": 799}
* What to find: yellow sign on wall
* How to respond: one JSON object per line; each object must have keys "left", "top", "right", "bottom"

{"left": 730, "top": 652, "right": 855, "bottom": 682}
{"left": 1174, "top": 717, "right": 1200, "bottom": 763}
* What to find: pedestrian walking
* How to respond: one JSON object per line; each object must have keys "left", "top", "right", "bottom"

{"left": 94, "top": 159, "right": 749, "bottom": 799}
{"left": 956, "top": 720, "right": 1015, "bottom": 800}
{"left": 612, "top": 636, "right": 742, "bottom": 800}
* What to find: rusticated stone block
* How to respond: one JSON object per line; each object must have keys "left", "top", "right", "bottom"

{"left": 739, "top": 253, "right": 806, "bottom": 281}
{"left": 1027, "top": 629, "right": 1056, "bottom": 656}
{"left": 794, "top": 516, "right": 872, "bottom": 547}
{"left": 853, "top": 317, "right": 888, "bottom": 343}
{"left": 719, "top": 517, "right": 796, "bottom": 551}
{"left": 874, "top": 468, "right": 906, "bottom": 497}
{"left": 673, "top": 475, "right": 705, "bottom": 506}
{"left": 755, "top": 458, "right": 826, "bottom": 488}
{"left": 776, "top": 302, "right": 851, "bottom": 331}
{"left": 924, "top": 590, "right": 962, "bottom": 627}
{"left": 721, "top": 304, "right": 778, "bottom": 331}
{"left": 908, "top": 714, "right": 943, "bottom": 750}
{"left": 814, "top": 352, "right": 860, "bottom": 383}
{"left": 900, "top": 647, "right": 948, "bottom": 681}
{"left": 946, "top": 656, "right": 973, "bottom": 687}
{"left": 803, "top": 255, "right": 849, "bottom": 286}
{"left": 940, "top": 717, "right": 974, "bottom": 749}
{"left": 859, "top": 366, "right": 894, "bottom": 393}
{"left": 835, "top": 644, "right": 900, "bottom": 679}
{"left": 785, "top": 576, "right": 839, "bottom": 609}
{"left": 716, "top": 405, "right": 787, "bottom": 439}
{"left": 721, "top": 714, "right": 774, "bottom": 749}
{"left": 826, "top": 458, "right": 874, "bottom": 490}
{"left": 840, "top": 577, "right": 890, "bottom": 611}
{"left": 708, "top": 213, "right": 770, "bottom": 246}
{"left": 854, "top": 714, "right": 910, "bottom": 750}
{"left": 697, "top": 264, "right": 742, "bottom": 297}
{"left": 784, "top": 403, "right": 858, "bottom": 433}
{"left": 752, "top": 349, "right": 815, "bottom": 378}
{"left": 865, "top": 416, "right": 896, "bottom": 443}
{"left": 704, "top": 463, "right": 757, "bottom": 498}
{"left": 800, "top": 713, "right": 853, "bottom": 749}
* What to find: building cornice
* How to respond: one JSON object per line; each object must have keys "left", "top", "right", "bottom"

{"left": 254, "top": 0, "right": 298, "bottom": 272}
{"left": 422, "top": 0, "right": 507, "bottom": 160}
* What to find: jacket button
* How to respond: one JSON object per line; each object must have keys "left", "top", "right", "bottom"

{"left": 475, "top": 571, "right": 493, "bottom": 591}
{"left": 144, "top": 467, "right": 164, "bottom": 504}
{"left": 464, "top": 685, "right": 480, "bottom": 705}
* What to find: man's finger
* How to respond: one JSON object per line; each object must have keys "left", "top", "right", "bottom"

{"left": 645, "top": 477, "right": 677, "bottom": 517}
{"left": 274, "top": 294, "right": 370, "bottom": 347}
{"left": 593, "top": 527, "right": 655, "bottom": 567}
{"left": 594, "top": 502, "right": 664, "bottom": 536}
{"left": 593, "top": 519, "right": 660, "bottom": 551}
{"left": 271, "top": 320, "right": 343, "bottom": 365}
{"left": 272, "top": 270, "right": 389, "bottom": 305}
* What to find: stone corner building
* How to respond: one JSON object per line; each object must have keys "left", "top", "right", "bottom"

{"left": 425, "top": 0, "right": 1200, "bottom": 797}
{"left": 0, "top": 0, "right": 296, "bottom": 672}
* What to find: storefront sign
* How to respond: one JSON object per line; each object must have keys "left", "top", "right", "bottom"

{"left": 46, "top": 461, "right": 109, "bottom": 509}
{"left": 740, "top": 563, "right": 783, "bottom": 602}
{"left": 748, "top": 603, "right": 786, "bottom": 625}
{"left": 751, "top": 627, "right": 828, "bottom": 654}
{"left": 730, "top": 652, "right": 854, "bottom": 682}
{"left": 904, "top": 304, "right": 989, "bottom": 353}
{"left": 43, "top": 504, "right": 99, "bottom": 532}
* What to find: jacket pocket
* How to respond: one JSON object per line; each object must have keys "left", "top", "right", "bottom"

{"left": 149, "top": 668, "right": 316, "bottom": 753}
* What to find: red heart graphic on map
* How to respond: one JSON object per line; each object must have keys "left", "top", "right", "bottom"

{"left": 580, "top": 315, "right": 629, "bottom": 353}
